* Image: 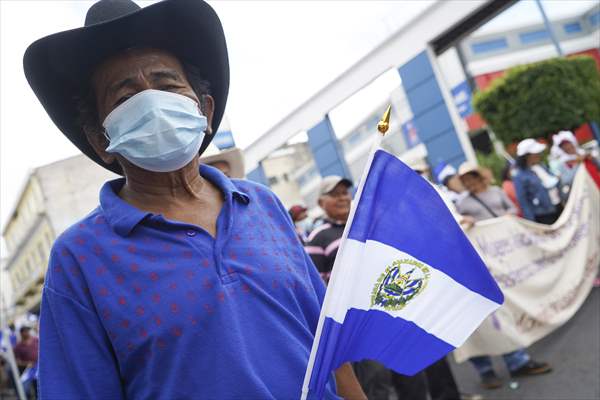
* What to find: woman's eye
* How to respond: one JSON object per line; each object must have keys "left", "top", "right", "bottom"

{"left": 114, "top": 95, "right": 132, "bottom": 107}
{"left": 161, "top": 85, "right": 180, "bottom": 91}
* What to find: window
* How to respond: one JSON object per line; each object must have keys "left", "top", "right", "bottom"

{"left": 563, "top": 22, "right": 582, "bottom": 34}
{"left": 297, "top": 166, "right": 318, "bottom": 186}
{"left": 519, "top": 30, "right": 549, "bottom": 44}
{"left": 38, "top": 242, "right": 46, "bottom": 264}
{"left": 590, "top": 11, "right": 600, "bottom": 27}
{"left": 471, "top": 38, "right": 508, "bottom": 54}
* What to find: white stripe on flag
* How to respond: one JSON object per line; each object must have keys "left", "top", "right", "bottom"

{"left": 327, "top": 239, "right": 501, "bottom": 348}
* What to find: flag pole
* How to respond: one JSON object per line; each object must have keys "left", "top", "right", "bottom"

{"left": 301, "top": 105, "right": 391, "bottom": 399}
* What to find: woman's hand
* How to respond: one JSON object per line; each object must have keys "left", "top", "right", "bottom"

{"left": 335, "top": 363, "right": 367, "bottom": 399}
{"left": 460, "top": 215, "right": 476, "bottom": 230}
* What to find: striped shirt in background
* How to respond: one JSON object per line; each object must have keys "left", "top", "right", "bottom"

{"left": 305, "top": 220, "right": 345, "bottom": 283}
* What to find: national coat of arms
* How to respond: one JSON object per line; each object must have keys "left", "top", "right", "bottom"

{"left": 371, "top": 259, "right": 430, "bottom": 311}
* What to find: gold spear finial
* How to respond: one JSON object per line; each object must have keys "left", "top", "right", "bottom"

{"left": 377, "top": 105, "right": 392, "bottom": 135}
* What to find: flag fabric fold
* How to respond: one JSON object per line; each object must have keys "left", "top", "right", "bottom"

{"left": 303, "top": 149, "right": 504, "bottom": 398}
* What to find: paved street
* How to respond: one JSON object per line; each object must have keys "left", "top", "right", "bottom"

{"left": 1, "top": 290, "right": 597, "bottom": 400}
{"left": 450, "top": 287, "right": 600, "bottom": 400}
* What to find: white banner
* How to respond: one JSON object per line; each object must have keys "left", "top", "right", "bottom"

{"left": 454, "top": 168, "right": 600, "bottom": 363}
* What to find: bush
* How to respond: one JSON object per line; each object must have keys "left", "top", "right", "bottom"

{"left": 476, "top": 150, "right": 507, "bottom": 184}
{"left": 473, "top": 56, "right": 600, "bottom": 143}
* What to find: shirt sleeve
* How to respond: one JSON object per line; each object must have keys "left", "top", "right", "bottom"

{"left": 39, "top": 246, "right": 124, "bottom": 400}
{"left": 268, "top": 190, "right": 327, "bottom": 329}
{"left": 513, "top": 173, "right": 535, "bottom": 221}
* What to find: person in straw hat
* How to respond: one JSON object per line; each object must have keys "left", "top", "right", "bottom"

{"left": 455, "top": 161, "right": 552, "bottom": 389}
{"left": 455, "top": 162, "right": 518, "bottom": 222}
{"left": 23, "top": 0, "right": 364, "bottom": 398}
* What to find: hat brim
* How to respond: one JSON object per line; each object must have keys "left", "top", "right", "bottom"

{"left": 199, "top": 147, "right": 245, "bottom": 179}
{"left": 517, "top": 142, "right": 547, "bottom": 156}
{"left": 320, "top": 177, "right": 353, "bottom": 196}
{"left": 23, "top": 0, "right": 229, "bottom": 175}
{"left": 458, "top": 165, "right": 483, "bottom": 178}
{"left": 529, "top": 143, "right": 547, "bottom": 154}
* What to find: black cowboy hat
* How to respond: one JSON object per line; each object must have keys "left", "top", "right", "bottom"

{"left": 23, "top": 0, "right": 229, "bottom": 175}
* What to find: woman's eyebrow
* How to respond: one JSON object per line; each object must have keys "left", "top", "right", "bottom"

{"left": 149, "top": 69, "right": 182, "bottom": 82}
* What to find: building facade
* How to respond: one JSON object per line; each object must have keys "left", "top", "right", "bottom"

{"left": 244, "top": 0, "right": 599, "bottom": 211}
{"left": 2, "top": 155, "right": 117, "bottom": 320}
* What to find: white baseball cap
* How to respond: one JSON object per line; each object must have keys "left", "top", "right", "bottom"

{"left": 319, "top": 176, "right": 353, "bottom": 196}
{"left": 516, "top": 139, "right": 546, "bottom": 157}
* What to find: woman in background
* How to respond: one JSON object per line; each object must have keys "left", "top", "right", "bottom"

{"left": 456, "top": 161, "right": 552, "bottom": 389}
{"left": 550, "top": 130, "right": 600, "bottom": 194}
{"left": 513, "top": 139, "right": 562, "bottom": 224}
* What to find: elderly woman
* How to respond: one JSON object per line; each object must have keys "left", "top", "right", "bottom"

{"left": 455, "top": 162, "right": 551, "bottom": 389}
{"left": 550, "top": 130, "right": 600, "bottom": 194}
{"left": 456, "top": 162, "right": 518, "bottom": 221}
{"left": 513, "top": 139, "right": 562, "bottom": 224}
{"left": 23, "top": 0, "right": 363, "bottom": 398}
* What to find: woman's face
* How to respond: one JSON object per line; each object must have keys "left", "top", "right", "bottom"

{"left": 527, "top": 152, "right": 542, "bottom": 165}
{"left": 559, "top": 141, "right": 577, "bottom": 155}
{"left": 446, "top": 175, "right": 465, "bottom": 193}
{"left": 460, "top": 172, "right": 486, "bottom": 194}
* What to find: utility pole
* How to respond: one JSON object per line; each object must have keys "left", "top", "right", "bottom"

{"left": 534, "top": 0, "right": 563, "bottom": 56}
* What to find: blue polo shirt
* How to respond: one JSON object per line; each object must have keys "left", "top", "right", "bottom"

{"left": 39, "top": 165, "right": 339, "bottom": 400}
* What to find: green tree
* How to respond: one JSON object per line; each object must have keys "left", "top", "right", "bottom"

{"left": 473, "top": 56, "right": 600, "bottom": 143}
{"left": 476, "top": 151, "right": 506, "bottom": 184}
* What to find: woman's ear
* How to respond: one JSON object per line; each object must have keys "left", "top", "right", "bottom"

{"left": 201, "top": 95, "right": 215, "bottom": 135}
{"left": 85, "top": 128, "right": 116, "bottom": 165}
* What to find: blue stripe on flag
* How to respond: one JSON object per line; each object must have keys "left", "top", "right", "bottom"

{"left": 347, "top": 150, "right": 503, "bottom": 304}
{"left": 308, "top": 309, "right": 454, "bottom": 394}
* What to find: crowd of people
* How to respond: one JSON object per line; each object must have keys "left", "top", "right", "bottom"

{"left": 0, "top": 324, "right": 39, "bottom": 399}
{"left": 287, "top": 131, "right": 600, "bottom": 399}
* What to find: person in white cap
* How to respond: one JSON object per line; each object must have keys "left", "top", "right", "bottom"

{"left": 305, "top": 176, "right": 353, "bottom": 283}
{"left": 434, "top": 162, "right": 468, "bottom": 205}
{"left": 513, "top": 139, "right": 562, "bottom": 223}
{"left": 549, "top": 131, "right": 600, "bottom": 196}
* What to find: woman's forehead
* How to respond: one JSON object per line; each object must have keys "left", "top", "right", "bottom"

{"left": 92, "top": 48, "right": 184, "bottom": 88}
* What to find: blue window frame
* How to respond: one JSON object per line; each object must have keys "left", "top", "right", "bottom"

{"left": 563, "top": 22, "right": 582, "bottom": 34}
{"left": 590, "top": 10, "right": 600, "bottom": 27}
{"left": 519, "top": 30, "right": 549, "bottom": 44}
{"left": 471, "top": 38, "right": 508, "bottom": 54}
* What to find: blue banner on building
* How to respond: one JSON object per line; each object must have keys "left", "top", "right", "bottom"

{"left": 212, "top": 130, "right": 236, "bottom": 150}
{"left": 450, "top": 80, "right": 473, "bottom": 119}
{"left": 401, "top": 120, "right": 420, "bottom": 149}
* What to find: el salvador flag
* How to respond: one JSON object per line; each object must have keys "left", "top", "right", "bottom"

{"left": 302, "top": 148, "right": 503, "bottom": 399}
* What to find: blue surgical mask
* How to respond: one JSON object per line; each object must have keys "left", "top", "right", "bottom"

{"left": 102, "top": 89, "right": 207, "bottom": 172}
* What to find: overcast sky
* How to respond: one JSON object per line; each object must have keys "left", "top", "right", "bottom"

{"left": 1, "top": 0, "right": 596, "bottom": 236}
{"left": 0, "top": 0, "right": 436, "bottom": 235}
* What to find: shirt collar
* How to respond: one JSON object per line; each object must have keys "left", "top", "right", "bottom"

{"left": 324, "top": 217, "right": 346, "bottom": 227}
{"left": 99, "top": 164, "right": 250, "bottom": 237}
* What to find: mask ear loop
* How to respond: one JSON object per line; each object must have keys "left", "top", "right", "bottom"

{"left": 198, "top": 95, "right": 213, "bottom": 136}
{"left": 102, "top": 128, "right": 112, "bottom": 144}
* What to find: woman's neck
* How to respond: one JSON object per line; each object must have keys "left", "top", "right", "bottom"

{"left": 119, "top": 158, "right": 208, "bottom": 205}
